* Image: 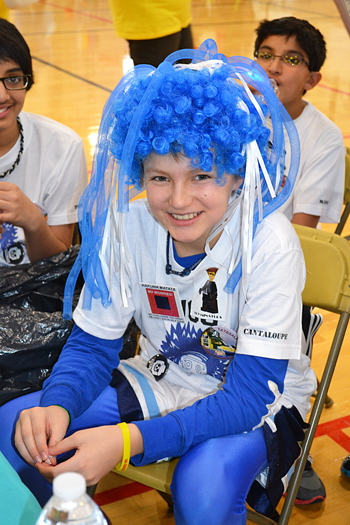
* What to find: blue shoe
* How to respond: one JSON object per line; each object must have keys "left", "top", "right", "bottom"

{"left": 341, "top": 455, "right": 350, "bottom": 477}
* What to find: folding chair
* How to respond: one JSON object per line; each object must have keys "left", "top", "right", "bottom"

{"left": 117, "top": 225, "right": 350, "bottom": 525}
{"left": 334, "top": 146, "right": 350, "bottom": 235}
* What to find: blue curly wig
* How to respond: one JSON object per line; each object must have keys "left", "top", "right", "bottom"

{"left": 63, "top": 39, "right": 300, "bottom": 318}
{"left": 110, "top": 60, "right": 271, "bottom": 187}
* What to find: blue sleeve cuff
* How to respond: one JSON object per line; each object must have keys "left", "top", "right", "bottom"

{"left": 132, "top": 414, "right": 184, "bottom": 465}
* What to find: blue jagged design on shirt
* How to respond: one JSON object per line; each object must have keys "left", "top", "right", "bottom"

{"left": 0, "top": 223, "right": 18, "bottom": 251}
{"left": 160, "top": 322, "right": 231, "bottom": 380}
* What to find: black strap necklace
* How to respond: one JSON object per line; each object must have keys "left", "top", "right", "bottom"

{"left": 165, "top": 232, "right": 206, "bottom": 277}
{"left": 0, "top": 117, "right": 24, "bottom": 179}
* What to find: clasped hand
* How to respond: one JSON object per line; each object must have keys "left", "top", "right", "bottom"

{"left": 15, "top": 406, "right": 124, "bottom": 486}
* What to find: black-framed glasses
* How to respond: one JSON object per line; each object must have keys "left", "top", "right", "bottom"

{"left": 254, "top": 51, "right": 309, "bottom": 68}
{"left": 0, "top": 75, "right": 31, "bottom": 91}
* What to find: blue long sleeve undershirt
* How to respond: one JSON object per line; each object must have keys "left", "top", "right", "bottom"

{"left": 40, "top": 325, "right": 122, "bottom": 419}
{"left": 40, "top": 325, "right": 288, "bottom": 465}
{"left": 133, "top": 351, "right": 288, "bottom": 464}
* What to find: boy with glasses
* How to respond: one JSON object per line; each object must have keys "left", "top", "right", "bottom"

{"left": 0, "top": 18, "right": 87, "bottom": 266}
{"left": 254, "top": 16, "right": 346, "bottom": 506}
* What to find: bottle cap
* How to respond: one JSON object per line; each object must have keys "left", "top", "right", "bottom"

{"left": 53, "top": 472, "right": 86, "bottom": 501}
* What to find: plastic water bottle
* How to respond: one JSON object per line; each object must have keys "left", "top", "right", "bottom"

{"left": 35, "top": 472, "right": 108, "bottom": 524}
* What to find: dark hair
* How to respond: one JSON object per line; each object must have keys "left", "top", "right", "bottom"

{"left": 0, "top": 18, "right": 34, "bottom": 90}
{"left": 254, "top": 17, "right": 326, "bottom": 72}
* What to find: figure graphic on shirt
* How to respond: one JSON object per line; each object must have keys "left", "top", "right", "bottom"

{"left": 199, "top": 268, "right": 219, "bottom": 314}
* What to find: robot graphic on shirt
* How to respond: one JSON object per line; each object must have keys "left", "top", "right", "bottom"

{"left": 199, "top": 268, "right": 219, "bottom": 314}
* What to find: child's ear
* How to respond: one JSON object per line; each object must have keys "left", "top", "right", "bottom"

{"left": 304, "top": 71, "right": 322, "bottom": 92}
{"left": 234, "top": 176, "right": 244, "bottom": 189}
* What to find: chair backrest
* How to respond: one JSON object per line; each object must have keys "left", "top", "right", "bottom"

{"left": 294, "top": 224, "right": 350, "bottom": 313}
{"left": 344, "top": 146, "right": 350, "bottom": 205}
{"left": 334, "top": 147, "right": 350, "bottom": 235}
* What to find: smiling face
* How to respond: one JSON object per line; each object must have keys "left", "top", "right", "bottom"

{"left": 0, "top": 59, "right": 26, "bottom": 142}
{"left": 255, "top": 35, "right": 321, "bottom": 119}
{"left": 143, "top": 153, "right": 242, "bottom": 257}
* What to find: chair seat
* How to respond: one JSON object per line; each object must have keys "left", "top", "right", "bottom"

{"left": 115, "top": 458, "right": 179, "bottom": 494}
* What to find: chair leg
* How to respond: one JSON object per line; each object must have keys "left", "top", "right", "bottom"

{"left": 246, "top": 508, "right": 278, "bottom": 524}
{"left": 156, "top": 490, "right": 174, "bottom": 509}
{"left": 335, "top": 203, "right": 350, "bottom": 235}
{"left": 86, "top": 483, "right": 98, "bottom": 498}
{"left": 278, "top": 312, "right": 350, "bottom": 525}
{"left": 311, "top": 377, "right": 334, "bottom": 408}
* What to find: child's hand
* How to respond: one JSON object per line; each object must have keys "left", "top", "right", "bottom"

{"left": 14, "top": 405, "right": 70, "bottom": 468}
{"left": 36, "top": 425, "right": 125, "bottom": 486}
{"left": 0, "top": 181, "right": 43, "bottom": 231}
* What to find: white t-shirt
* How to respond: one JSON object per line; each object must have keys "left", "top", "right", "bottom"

{"left": 0, "top": 112, "right": 88, "bottom": 265}
{"left": 276, "top": 101, "right": 345, "bottom": 223}
{"left": 74, "top": 199, "right": 316, "bottom": 421}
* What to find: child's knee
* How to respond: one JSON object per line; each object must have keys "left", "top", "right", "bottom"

{"left": 172, "top": 486, "right": 247, "bottom": 525}
{"left": 171, "top": 445, "right": 247, "bottom": 525}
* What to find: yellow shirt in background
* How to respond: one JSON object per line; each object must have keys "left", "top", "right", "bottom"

{"left": 0, "top": 0, "right": 10, "bottom": 19}
{"left": 108, "top": 0, "right": 191, "bottom": 40}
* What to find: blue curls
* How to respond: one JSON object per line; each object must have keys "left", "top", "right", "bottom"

{"left": 109, "top": 59, "right": 271, "bottom": 190}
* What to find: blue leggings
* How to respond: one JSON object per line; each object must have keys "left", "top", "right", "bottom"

{"left": 0, "top": 388, "right": 268, "bottom": 524}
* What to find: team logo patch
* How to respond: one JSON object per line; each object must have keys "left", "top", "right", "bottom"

{"left": 139, "top": 282, "right": 184, "bottom": 322}
{"left": 201, "top": 326, "right": 237, "bottom": 359}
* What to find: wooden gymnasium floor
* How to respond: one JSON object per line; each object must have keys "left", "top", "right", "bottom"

{"left": 8, "top": 0, "right": 350, "bottom": 523}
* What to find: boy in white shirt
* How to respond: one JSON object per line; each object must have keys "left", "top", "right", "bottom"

{"left": 254, "top": 15, "right": 346, "bottom": 506}
{"left": 0, "top": 18, "right": 87, "bottom": 266}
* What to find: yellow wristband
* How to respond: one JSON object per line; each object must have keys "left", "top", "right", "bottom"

{"left": 115, "top": 422, "right": 131, "bottom": 471}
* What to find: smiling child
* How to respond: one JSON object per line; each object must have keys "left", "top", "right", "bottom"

{"left": 0, "top": 18, "right": 87, "bottom": 265}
